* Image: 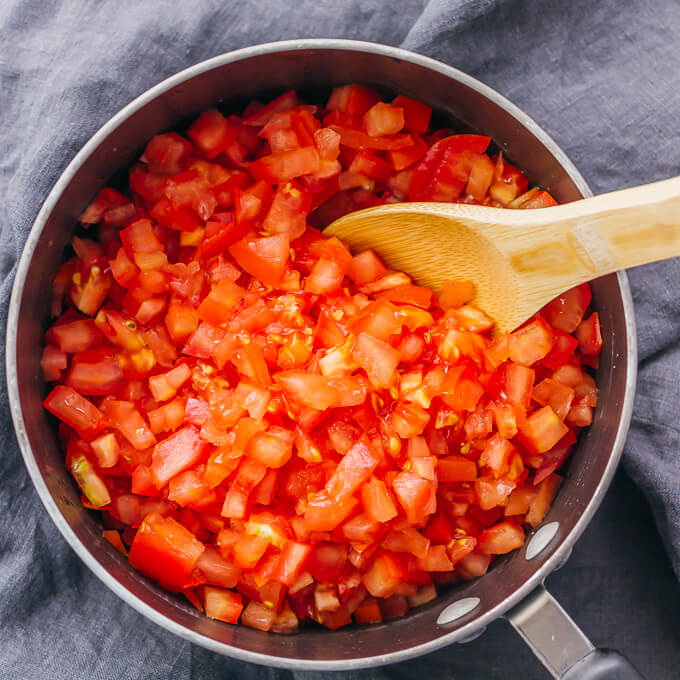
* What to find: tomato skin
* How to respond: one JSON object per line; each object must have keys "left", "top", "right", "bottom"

{"left": 129, "top": 513, "right": 205, "bottom": 592}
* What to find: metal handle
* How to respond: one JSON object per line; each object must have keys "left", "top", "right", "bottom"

{"left": 505, "top": 585, "right": 644, "bottom": 679}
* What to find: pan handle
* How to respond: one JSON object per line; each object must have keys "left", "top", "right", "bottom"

{"left": 505, "top": 585, "right": 644, "bottom": 679}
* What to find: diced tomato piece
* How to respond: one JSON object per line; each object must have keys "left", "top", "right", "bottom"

{"left": 249, "top": 147, "right": 320, "bottom": 184}
{"left": 474, "top": 475, "right": 515, "bottom": 511}
{"left": 409, "top": 135, "right": 491, "bottom": 202}
{"left": 388, "top": 134, "right": 429, "bottom": 171}
{"left": 150, "top": 425, "right": 208, "bottom": 487}
{"left": 66, "top": 352, "right": 124, "bottom": 395}
{"left": 303, "top": 490, "right": 358, "bottom": 532}
{"left": 508, "top": 317, "right": 555, "bottom": 366}
{"left": 352, "top": 333, "right": 400, "bottom": 388}
{"left": 129, "top": 513, "right": 205, "bottom": 591}
{"left": 229, "top": 233, "right": 289, "bottom": 288}
{"left": 363, "top": 102, "right": 405, "bottom": 137}
{"left": 142, "top": 133, "right": 192, "bottom": 175}
{"left": 526, "top": 473, "right": 562, "bottom": 526}
{"left": 69, "top": 451, "right": 111, "bottom": 508}
{"left": 576, "top": 312, "right": 603, "bottom": 356}
{"left": 204, "top": 587, "right": 243, "bottom": 623}
{"left": 197, "top": 278, "right": 246, "bottom": 326}
{"left": 327, "top": 85, "right": 381, "bottom": 116}
{"left": 392, "top": 96, "right": 432, "bottom": 134}
{"left": 345, "top": 250, "right": 387, "bottom": 286}
{"left": 360, "top": 477, "right": 398, "bottom": 523}
{"left": 362, "top": 551, "right": 408, "bottom": 598}
{"left": 44, "top": 385, "right": 105, "bottom": 437}
{"left": 51, "top": 319, "right": 103, "bottom": 354}
{"left": 263, "top": 180, "right": 311, "bottom": 240}
{"left": 541, "top": 283, "right": 592, "bottom": 333}
{"left": 439, "top": 279, "right": 475, "bottom": 310}
{"left": 325, "top": 437, "right": 380, "bottom": 501}
{"left": 188, "top": 109, "right": 235, "bottom": 159}
{"left": 247, "top": 428, "right": 294, "bottom": 469}
{"left": 243, "top": 90, "right": 298, "bottom": 127}
{"left": 504, "top": 363, "right": 535, "bottom": 413}
{"left": 542, "top": 330, "right": 579, "bottom": 370}
{"left": 101, "top": 399, "right": 156, "bottom": 451}
{"left": 392, "top": 472, "right": 433, "bottom": 524}
{"left": 41, "top": 344, "right": 68, "bottom": 382}
{"left": 478, "top": 521, "right": 525, "bottom": 554}
{"left": 532, "top": 378, "right": 574, "bottom": 421}
{"left": 376, "top": 284, "right": 432, "bottom": 308}
{"left": 274, "top": 370, "right": 340, "bottom": 410}
{"left": 465, "top": 154, "right": 496, "bottom": 201}
{"left": 519, "top": 406, "right": 569, "bottom": 454}
{"left": 438, "top": 456, "right": 478, "bottom": 482}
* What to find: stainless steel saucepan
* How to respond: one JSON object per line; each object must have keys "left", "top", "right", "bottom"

{"left": 6, "top": 39, "right": 643, "bottom": 679}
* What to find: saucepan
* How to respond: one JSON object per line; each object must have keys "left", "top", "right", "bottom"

{"left": 6, "top": 39, "right": 642, "bottom": 679}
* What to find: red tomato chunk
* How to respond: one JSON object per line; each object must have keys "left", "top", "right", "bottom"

{"left": 42, "top": 85, "right": 601, "bottom": 634}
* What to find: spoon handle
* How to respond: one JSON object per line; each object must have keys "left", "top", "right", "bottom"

{"left": 535, "top": 176, "right": 680, "bottom": 280}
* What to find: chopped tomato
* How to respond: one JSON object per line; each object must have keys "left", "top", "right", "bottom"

{"left": 507, "top": 317, "right": 555, "bottom": 366}
{"left": 204, "top": 586, "right": 243, "bottom": 623}
{"left": 229, "top": 233, "right": 289, "bottom": 288}
{"left": 541, "top": 283, "right": 592, "bottom": 333}
{"left": 363, "top": 102, "right": 405, "bottom": 137}
{"left": 519, "top": 406, "right": 569, "bottom": 454}
{"left": 576, "top": 312, "right": 603, "bottom": 356}
{"left": 478, "top": 521, "right": 525, "bottom": 554}
{"left": 44, "top": 385, "right": 105, "bottom": 438}
{"left": 44, "top": 87, "right": 600, "bottom": 635}
{"left": 151, "top": 425, "right": 208, "bottom": 487}
{"left": 409, "top": 135, "right": 491, "bottom": 201}
{"left": 129, "top": 513, "right": 205, "bottom": 591}
{"left": 327, "top": 85, "right": 382, "bottom": 116}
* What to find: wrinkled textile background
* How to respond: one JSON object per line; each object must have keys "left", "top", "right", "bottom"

{"left": 1, "top": 1, "right": 680, "bottom": 678}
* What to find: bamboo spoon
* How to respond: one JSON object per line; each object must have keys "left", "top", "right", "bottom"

{"left": 325, "top": 176, "right": 680, "bottom": 333}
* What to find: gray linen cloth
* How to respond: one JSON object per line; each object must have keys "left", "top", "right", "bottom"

{"left": 1, "top": 1, "right": 679, "bottom": 678}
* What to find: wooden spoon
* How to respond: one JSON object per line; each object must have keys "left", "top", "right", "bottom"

{"left": 325, "top": 176, "right": 680, "bottom": 333}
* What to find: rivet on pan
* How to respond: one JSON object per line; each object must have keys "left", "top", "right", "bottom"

{"left": 525, "top": 521, "right": 560, "bottom": 560}
{"left": 437, "top": 597, "right": 481, "bottom": 625}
